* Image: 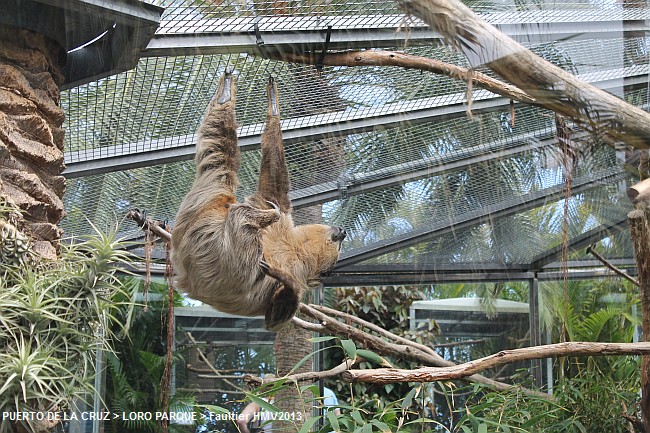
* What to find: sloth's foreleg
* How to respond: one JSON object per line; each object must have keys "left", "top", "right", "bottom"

{"left": 259, "top": 259, "right": 303, "bottom": 331}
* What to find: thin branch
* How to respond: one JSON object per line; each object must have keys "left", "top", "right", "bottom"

{"left": 343, "top": 342, "right": 650, "bottom": 383}
{"left": 177, "top": 387, "right": 248, "bottom": 395}
{"left": 434, "top": 339, "right": 487, "bottom": 348}
{"left": 266, "top": 49, "right": 535, "bottom": 105}
{"left": 186, "top": 365, "right": 258, "bottom": 374}
{"left": 292, "top": 316, "right": 326, "bottom": 332}
{"left": 586, "top": 244, "right": 639, "bottom": 287}
{"left": 125, "top": 209, "right": 171, "bottom": 242}
{"left": 244, "top": 361, "right": 355, "bottom": 387}
{"left": 309, "top": 304, "right": 442, "bottom": 360}
{"left": 184, "top": 331, "right": 247, "bottom": 393}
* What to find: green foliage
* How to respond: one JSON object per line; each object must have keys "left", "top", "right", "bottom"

{"left": 104, "top": 279, "right": 197, "bottom": 433}
{"left": 0, "top": 208, "right": 133, "bottom": 433}
{"left": 457, "top": 355, "right": 640, "bottom": 433}
{"left": 321, "top": 286, "right": 440, "bottom": 425}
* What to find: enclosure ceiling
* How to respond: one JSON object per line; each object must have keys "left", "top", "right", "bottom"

{"left": 59, "top": 0, "right": 650, "bottom": 283}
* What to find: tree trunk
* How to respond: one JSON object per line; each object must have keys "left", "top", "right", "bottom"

{"left": 271, "top": 58, "right": 346, "bottom": 430}
{"left": 0, "top": 24, "right": 66, "bottom": 259}
{"left": 273, "top": 319, "right": 314, "bottom": 431}
{"left": 628, "top": 209, "right": 650, "bottom": 432}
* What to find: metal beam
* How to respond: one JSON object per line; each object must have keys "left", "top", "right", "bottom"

{"left": 334, "top": 168, "right": 625, "bottom": 268}
{"left": 144, "top": 13, "right": 648, "bottom": 57}
{"left": 323, "top": 258, "right": 638, "bottom": 286}
{"left": 290, "top": 129, "right": 587, "bottom": 209}
{"left": 63, "top": 66, "right": 648, "bottom": 178}
{"left": 63, "top": 89, "right": 512, "bottom": 177}
{"left": 123, "top": 255, "right": 637, "bottom": 285}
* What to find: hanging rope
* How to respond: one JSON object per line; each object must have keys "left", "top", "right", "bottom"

{"left": 160, "top": 225, "right": 175, "bottom": 433}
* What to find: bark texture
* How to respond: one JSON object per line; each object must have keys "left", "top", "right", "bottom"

{"left": 268, "top": 49, "right": 535, "bottom": 104}
{"left": 628, "top": 209, "right": 650, "bottom": 432}
{"left": 273, "top": 320, "right": 314, "bottom": 431}
{"left": 0, "top": 24, "right": 66, "bottom": 259}
{"left": 342, "top": 341, "right": 650, "bottom": 383}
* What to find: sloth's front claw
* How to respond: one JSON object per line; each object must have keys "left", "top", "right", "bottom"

{"left": 259, "top": 259, "right": 301, "bottom": 331}
{"left": 267, "top": 76, "right": 280, "bottom": 117}
{"left": 259, "top": 259, "right": 297, "bottom": 289}
{"left": 265, "top": 284, "right": 299, "bottom": 331}
{"left": 265, "top": 200, "right": 280, "bottom": 212}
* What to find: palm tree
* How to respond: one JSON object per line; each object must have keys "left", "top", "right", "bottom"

{"left": 0, "top": 24, "right": 66, "bottom": 259}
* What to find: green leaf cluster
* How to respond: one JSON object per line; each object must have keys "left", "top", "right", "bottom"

{"left": 0, "top": 214, "right": 133, "bottom": 433}
{"left": 104, "top": 279, "right": 197, "bottom": 433}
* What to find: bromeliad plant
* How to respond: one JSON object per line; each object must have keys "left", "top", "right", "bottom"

{"left": 0, "top": 201, "right": 134, "bottom": 433}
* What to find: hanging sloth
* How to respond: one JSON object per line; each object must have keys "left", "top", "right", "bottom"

{"left": 171, "top": 73, "right": 346, "bottom": 331}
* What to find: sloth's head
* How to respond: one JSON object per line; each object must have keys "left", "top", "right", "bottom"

{"left": 294, "top": 224, "right": 346, "bottom": 275}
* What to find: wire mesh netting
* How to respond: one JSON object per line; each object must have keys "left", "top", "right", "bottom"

{"left": 60, "top": 0, "right": 650, "bottom": 276}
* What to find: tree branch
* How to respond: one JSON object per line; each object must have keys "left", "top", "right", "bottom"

{"left": 586, "top": 244, "right": 639, "bottom": 287}
{"left": 396, "top": 0, "right": 650, "bottom": 149}
{"left": 296, "top": 303, "right": 552, "bottom": 400}
{"left": 125, "top": 209, "right": 171, "bottom": 242}
{"left": 266, "top": 49, "right": 535, "bottom": 105}
{"left": 342, "top": 342, "right": 650, "bottom": 383}
{"left": 184, "top": 331, "right": 247, "bottom": 393}
{"left": 309, "top": 304, "right": 442, "bottom": 359}
{"left": 244, "top": 360, "right": 356, "bottom": 387}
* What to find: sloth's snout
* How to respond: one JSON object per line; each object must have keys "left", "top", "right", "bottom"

{"left": 331, "top": 226, "right": 347, "bottom": 242}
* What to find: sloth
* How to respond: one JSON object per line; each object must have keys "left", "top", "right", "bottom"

{"left": 171, "top": 73, "right": 346, "bottom": 331}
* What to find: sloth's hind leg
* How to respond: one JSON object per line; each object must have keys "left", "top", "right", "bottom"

{"left": 248, "top": 76, "right": 292, "bottom": 212}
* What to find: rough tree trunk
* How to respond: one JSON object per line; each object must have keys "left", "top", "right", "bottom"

{"left": 628, "top": 209, "right": 650, "bottom": 432}
{"left": 0, "top": 24, "right": 66, "bottom": 259}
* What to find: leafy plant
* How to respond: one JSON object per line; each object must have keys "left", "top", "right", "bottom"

{"left": 104, "top": 278, "right": 198, "bottom": 433}
{"left": 0, "top": 204, "right": 134, "bottom": 433}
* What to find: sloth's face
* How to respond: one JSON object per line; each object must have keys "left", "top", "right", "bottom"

{"left": 294, "top": 224, "right": 346, "bottom": 275}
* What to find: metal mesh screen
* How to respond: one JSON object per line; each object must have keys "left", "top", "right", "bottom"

{"left": 60, "top": 0, "right": 650, "bottom": 276}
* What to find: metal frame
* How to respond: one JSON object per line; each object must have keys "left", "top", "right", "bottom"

{"left": 144, "top": 13, "right": 648, "bottom": 57}
{"left": 123, "top": 256, "right": 638, "bottom": 283}
{"left": 334, "top": 168, "right": 625, "bottom": 268}
{"left": 528, "top": 217, "right": 630, "bottom": 270}
{"left": 291, "top": 130, "right": 581, "bottom": 209}
{"left": 63, "top": 65, "right": 649, "bottom": 178}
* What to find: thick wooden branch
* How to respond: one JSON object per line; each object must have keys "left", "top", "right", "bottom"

{"left": 396, "top": 0, "right": 650, "bottom": 149}
{"left": 628, "top": 209, "right": 650, "bottom": 431}
{"left": 342, "top": 342, "right": 650, "bottom": 383}
{"left": 628, "top": 178, "right": 650, "bottom": 210}
{"left": 267, "top": 49, "right": 535, "bottom": 105}
{"left": 296, "top": 303, "right": 552, "bottom": 400}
